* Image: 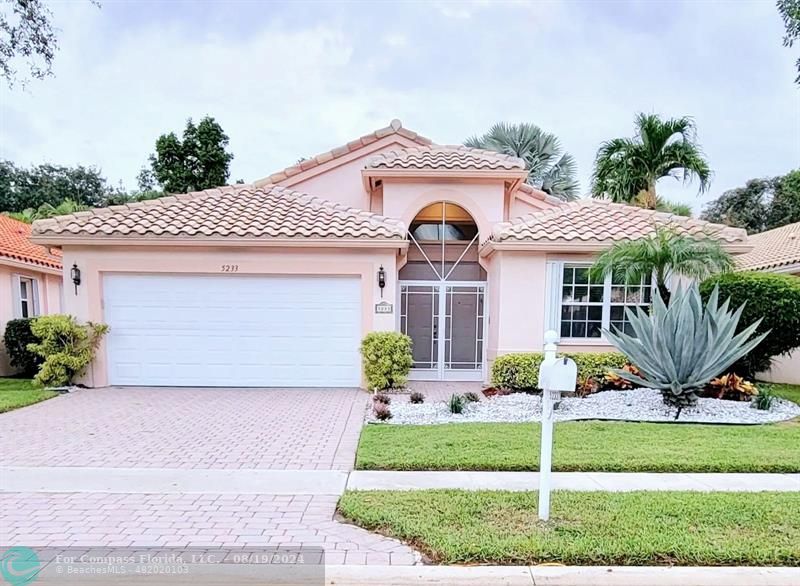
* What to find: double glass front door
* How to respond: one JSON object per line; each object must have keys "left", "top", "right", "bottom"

{"left": 399, "top": 282, "right": 486, "bottom": 381}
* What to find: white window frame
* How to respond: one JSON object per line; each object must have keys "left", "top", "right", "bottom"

{"left": 13, "top": 275, "right": 40, "bottom": 319}
{"left": 545, "top": 261, "right": 653, "bottom": 343}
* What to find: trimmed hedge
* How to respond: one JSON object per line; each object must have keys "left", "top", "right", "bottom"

{"left": 360, "top": 331, "right": 413, "bottom": 391}
{"left": 492, "top": 351, "right": 628, "bottom": 391}
{"left": 700, "top": 272, "right": 800, "bottom": 377}
{"left": 3, "top": 318, "right": 42, "bottom": 377}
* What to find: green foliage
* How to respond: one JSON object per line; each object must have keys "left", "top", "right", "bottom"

{"left": 447, "top": 393, "right": 465, "bottom": 414}
{"left": 591, "top": 113, "right": 710, "bottom": 209}
{"left": 360, "top": 332, "right": 413, "bottom": 391}
{"left": 778, "top": 0, "right": 800, "bottom": 84}
{"left": 604, "top": 285, "right": 767, "bottom": 407}
{"left": 589, "top": 226, "right": 733, "bottom": 303}
{"left": 700, "top": 272, "right": 800, "bottom": 377}
{"left": 463, "top": 391, "right": 480, "bottom": 403}
{"left": 6, "top": 198, "right": 89, "bottom": 223}
{"left": 27, "top": 315, "right": 108, "bottom": 387}
{"left": 753, "top": 386, "right": 775, "bottom": 411}
{"left": 491, "top": 351, "right": 627, "bottom": 391}
{"left": 148, "top": 116, "right": 234, "bottom": 193}
{"left": 700, "top": 170, "right": 800, "bottom": 233}
{"left": 0, "top": 160, "right": 113, "bottom": 212}
{"left": 0, "top": 0, "right": 60, "bottom": 87}
{"left": 3, "top": 318, "right": 41, "bottom": 376}
{"left": 409, "top": 391, "right": 425, "bottom": 404}
{"left": 465, "top": 122, "right": 579, "bottom": 200}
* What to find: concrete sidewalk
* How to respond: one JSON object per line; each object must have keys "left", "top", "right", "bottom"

{"left": 347, "top": 471, "right": 800, "bottom": 492}
{"left": 27, "top": 564, "right": 800, "bottom": 585}
{"left": 4, "top": 468, "right": 799, "bottom": 494}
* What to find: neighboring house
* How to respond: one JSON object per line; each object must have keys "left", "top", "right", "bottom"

{"left": 0, "top": 216, "right": 63, "bottom": 375}
{"left": 737, "top": 222, "right": 800, "bottom": 384}
{"left": 30, "top": 120, "right": 749, "bottom": 388}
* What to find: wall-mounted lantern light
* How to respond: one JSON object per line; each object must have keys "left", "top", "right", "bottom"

{"left": 70, "top": 263, "right": 81, "bottom": 295}
{"left": 377, "top": 265, "right": 386, "bottom": 297}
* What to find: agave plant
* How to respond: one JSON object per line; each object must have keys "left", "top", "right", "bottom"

{"left": 603, "top": 285, "right": 768, "bottom": 407}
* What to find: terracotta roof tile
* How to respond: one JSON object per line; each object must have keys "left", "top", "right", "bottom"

{"left": 736, "top": 222, "right": 800, "bottom": 272}
{"left": 491, "top": 199, "right": 748, "bottom": 245}
{"left": 32, "top": 185, "right": 405, "bottom": 242}
{"left": 258, "top": 119, "right": 432, "bottom": 185}
{"left": 366, "top": 145, "right": 525, "bottom": 171}
{"left": 0, "top": 215, "right": 62, "bottom": 269}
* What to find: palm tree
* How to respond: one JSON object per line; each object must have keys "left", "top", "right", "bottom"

{"left": 591, "top": 113, "right": 711, "bottom": 209}
{"left": 589, "top": 227, "right": 733, "bottom": 304}
{"left": 5, "top": 199, "right": 88, "bottom": 223}
{"left": 466, "top": 122, "right": 580, "bottom": 200}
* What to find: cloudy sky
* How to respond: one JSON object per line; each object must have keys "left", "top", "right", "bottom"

{"left": 1, "top": 0, "right": 798, "bottom": 213}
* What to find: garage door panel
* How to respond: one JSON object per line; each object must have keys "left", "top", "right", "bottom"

{"left": 104, "top": 275, "right": 361, "bottom": 387}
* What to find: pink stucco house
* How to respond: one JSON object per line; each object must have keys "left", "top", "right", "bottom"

{"left": 30, "top": 120, "right": 749, "bottom": 388}
{"left": 0, "top": 216, "right": 63, "bottom": 375}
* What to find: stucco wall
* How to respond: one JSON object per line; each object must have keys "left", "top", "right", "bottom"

{"left": 0, "top": 264, "right": 62, "bottom": 375}
{"left": 758, "top": 351, "right": 800, "bottom": 385}
{"left": 60, "top": 245, "right": 399, "bottom": 387}
{"left": 280, "top": 135, "right": 422, "bottom": 209}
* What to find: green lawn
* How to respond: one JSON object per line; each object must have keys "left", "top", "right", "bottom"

{"left": 0, "top": 378, "right": 57, "bottom": 413}
{"left": 338, "top": 490, "right": 800, "bottom": 566}
{"left": 357, "top": 418, "right": 800, "bottom": 473}
{"left": 763, "top": 381, "right": 800, "bottom": 405}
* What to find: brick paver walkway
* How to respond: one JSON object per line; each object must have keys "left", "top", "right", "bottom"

{"left": 0, "top": 387, "right": 366, "bottom": 470}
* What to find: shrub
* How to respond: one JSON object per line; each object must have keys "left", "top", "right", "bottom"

{"left": 27, "top": 315, "right": 109, "bottom": 388}
{"left": 373, "top": 393, "right": 391, "bottom": 405}
{"left": 700, "top": 272, "right": 800, "bottom": 378}
{"left": 701, "top": 373, "right": 758, "bottom": 402}
{"left": 409, "top": 392, "right": 425, "bottom": 404}
{"left": 3, "top": 318, "right": 42, "bottom": 376}
{"left": 360, "top": 332, "right": 413, "bottom": 391}
{"left": 604, "top": 364, "right": 641, "bottom": 390}
{"left": 753, "top": 386, "right": 775, "bottom": 411}
{"left": 576, "top": 376, "right": 602, "bottom": 397}
{"left": 604, "top": 285, "right": 766, "bottom": 407}
{"left": 373, "top": 402, "right": 392, "bottom": 421}
{"left": 463, "top": 391, "right": 480, "bottom": 403}
{"left": 447, "top": 393, "right": 465, "bottom": 414}
{"left": 492, "top": 351, "right": 627, "bottom": 391}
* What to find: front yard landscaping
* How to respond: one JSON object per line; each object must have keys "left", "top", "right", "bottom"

{"left": 0, "top": 378, "right": 57, "bottom": 413}
{"left": 338, "top": 490, "right": 800, "bottom": 566}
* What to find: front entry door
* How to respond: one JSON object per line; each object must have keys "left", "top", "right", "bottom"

{"left": 399, "top": 281, "right": 486, "bottom": 381}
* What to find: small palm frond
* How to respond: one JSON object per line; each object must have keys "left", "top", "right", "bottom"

{"left": 540, "top": 153, "right": 580, "bottom": 200}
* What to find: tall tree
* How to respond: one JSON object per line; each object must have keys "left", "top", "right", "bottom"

{"left": 589, "top": 227, "right": 733, "bottom": 305}
{"left": 148, "top": 116, "right": 234, "bottom": 194}
{"left": 0, "top": 0, "right": 99, "bottom": 87}
{"left": 701, "top": 170, "right": 800, "bottom": 233}
{"left": 591, "top": 113, "right": 711, "bottom": 210}
{"left": 778, "top": 0, "right": 800, "bottom": 84}
{"left": 465, "top": 122, "right": 580, "bottom": 200}
{"left": 0, "top": 160, "right": 112, "bottom": 211}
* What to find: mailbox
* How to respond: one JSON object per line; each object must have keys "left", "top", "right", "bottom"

{"left": 538, "top": 357, "right": 578, "bottom": 393}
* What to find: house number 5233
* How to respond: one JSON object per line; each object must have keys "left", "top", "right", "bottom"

{"left": 221, "top": 265, "right": 239, "bottom": 272}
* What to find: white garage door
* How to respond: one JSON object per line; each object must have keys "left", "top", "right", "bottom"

{"left": 103, "top": 274, "right": 361, "bottom": 387}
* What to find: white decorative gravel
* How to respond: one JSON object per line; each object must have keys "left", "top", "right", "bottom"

{"left": 367, "top": 389, "right": 800, "bottom": 425}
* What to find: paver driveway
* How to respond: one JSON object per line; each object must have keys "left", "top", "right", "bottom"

{"left": 0, "top": 387, "right": 365, "bottom": 470}
{"left": 0, "top": 387, "right": 422, "bottom": 565}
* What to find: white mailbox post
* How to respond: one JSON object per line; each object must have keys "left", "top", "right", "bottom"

{"left": 536, "top": 330, "right": 577, "bottom": 521}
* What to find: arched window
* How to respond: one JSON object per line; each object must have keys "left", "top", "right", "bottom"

{"left": 409, "top": 202, "right": 479, "bottom": 242}
{"left": 400, "top": 202, "right": 485, "bottom": 281}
